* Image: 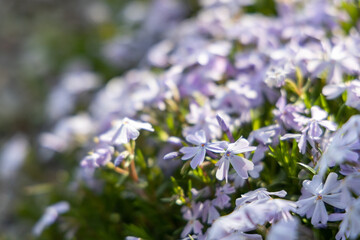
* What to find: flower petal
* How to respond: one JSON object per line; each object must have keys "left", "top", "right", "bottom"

{"left": 180, "top": 147, "right": 198, "bottom": 160}
{"left": 323, "top": 193, "right": 346, "bottom": 209}
{"left": 322, "top": 172, "right": 339, "bottom": 195}
{"left": 311, "top": 200, "right": 328, "bottom": 226}
{"left": 311, "top": 106, "right": 327, "bottom": 121}
{"left": 190, "top": 148, "right": 206, "bottom": 169}
{"left": 216, "top": 157, "right": 230, "bottom": 182}
{"left": 319, "top": 120, "right": 337, "bottom": 131}
{"left": 230, "top": 138, "right": 256, "bottom": 154}
{"left": 230, "top": 155, "right": 254, "bottom": 179}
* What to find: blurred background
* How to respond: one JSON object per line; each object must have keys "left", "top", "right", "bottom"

{"left": 0, "top": 0, "right": 194, "bottom": 238}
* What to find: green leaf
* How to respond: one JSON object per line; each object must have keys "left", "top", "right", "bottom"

{"left": 297, "top": 162, "right": 316, "bottom": 175}
{"left": 136, "top": 149, "right": 146, "bottom": 170}
{"left": 123, "top": 224, "right": 152, "bottom": 240}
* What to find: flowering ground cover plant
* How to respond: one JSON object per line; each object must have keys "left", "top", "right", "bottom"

{"left": 1, "top": 0, "right": 360, "bottom": 239}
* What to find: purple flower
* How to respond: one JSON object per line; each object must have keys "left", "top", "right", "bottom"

{"left": 296, "top": 173, "right": 346, "bottom": 227}
{"left": 183, "top": 102, "right": 221, "bottom": 139}
{"left": 317, "top": 115, "right": 360, "bottom": 176}
{"left": 0, "top": 134, "right": 28, "bottom": 180}
{"left": 163, "top": 151, "right": 180, "bottom": 161}
{"left": 39, "top": 114, "right": 95, "bottom": 153}
{"left": 235, "top": 188, "right": 287, "bottom": 206}
{"left": 181, "top": 202, "right": 204, "bottom": 238}
{"left": 202, "top": 200, "right": 220, "bottom": 224}
{"left": 180, "top": 130, "right": 226, "bottom": 169}
{"left": 207, "top": 198, "right": 296, "bottom": 239}
{"left": 323, "top": 80, "right": 360, "bottom": 111}
{"left": 33, "top": 201, "right": 70, "bottom": 236}
{"left": 125, "top": 237, "right": 141, "bottom": 240}
{"left": 80, "top": 146, "right": 114, "bottom": 175}
{"left": 114, "top": 151, "right": 129, "bottom": 166}
{"left": 99, "top": 117, "right": 154, "bottom": 145}
{"left": 215, "top": 137, "right": 256, "bottom": 182}
{"left": 338, "top": 173, "right": 360, "bottom": 205}
{"left": 302, "top": 106, "right": 337, "bottom": 138}
{"left": 335, "top": 198, "right": 360, "bottom": 240}
{"left": 273, "top": 93, "right": 304, "bottom": 131}
{"left": 267, "top": 218, "right": 299, "bottom": 240}
{"left": 213, "top": 184, "right": 235, "bottom": 209}
{"left": 264, "top": 64, "right": 290, "bottom": 88}
{"left": 281, "top": 106, "right": 337, "bottom": 154}
{"left": 307, "top": 40, "right": 359, "bottom": 84}
{"left": 216, "top": 113, "right": 234, "bottom": 142}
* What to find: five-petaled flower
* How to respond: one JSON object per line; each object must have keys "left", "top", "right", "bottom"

{"left": 215, "top": 137, "right": 256, "bottom": 182}
{"left": 99, "top": 117, "right": 154, "bottom": 145}
{"left": 296, "top": 172, "right": 346, "bottom": 227}
{"left": 180, "top": 130, "right": 226, "bottom": 169}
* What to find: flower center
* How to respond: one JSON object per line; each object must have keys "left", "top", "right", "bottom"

{"left": 316, "top": 194, "right": 323, "bottom": 200}
{"left": 201, "top": 143, "right": 205, "bottom": 147}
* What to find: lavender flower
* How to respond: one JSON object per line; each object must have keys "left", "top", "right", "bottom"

{"left": 265, "top": 64, "right": 290, "bottom": 88}
{"left": 163, "top": 151, "right": 180, "bottom": 161}
{"left": 181, "top": 202, "right": 204, "bottom": 238}
{"left": 307, "top": 40, "right": 359, "bottom": 84}
{"left": 339, "top": 174, "right": 360, "bottom": 205}
{"left": 323, "top": 80, "right": 360, "bottom": 110}
{"left": 183, "top": 102, "right": 221, "bottom": 139}
{"left": 0, "top": 134, "right": 28, "bottom": 180}
{"left": 215, "top": 137, "right": 256, "bottom": 182}
{"left": 99, "top": 117, "right": 154, "bottom": 145}
{"left": 282, "top": 106, "right": 337, "bottom": 153}
{"left": 202, "top": 200, "right": 220, "bottom": 224}
{"left": 80, "top": 146, "right": 114, "bottom": 175}
{"left": 207, "top": 198, "right": 296, "bottom": 239}
{"left": 317, "top": 115, "right": 360, "bottom": 176}
{"left": 216, "top": 113, "right": 234, "bottom": 142}
{"left": 114, "top": 151, "right": 129, "bottom": 166}
{"left": 180, "top": 130, "right": 226, "bottom": 169}
{"left": 297, "top": 173, "right": 346, "bottom": 227}
{"left": 267, "top": 218, "right": 299, "bottom": 240}
{"left": 273, "top": 93, "right": 304, "bottom": 131}
{"left": 335, "top": 197, "right": 360, "bottom": 240}
{"left": 33, "top": 201, "right": 70, "bottom": 236}
{"left": 235, "top": 188, "right": 287, "bottom": 206}
{"left": 213, "top": 184, "right": 235, "bottom": 209}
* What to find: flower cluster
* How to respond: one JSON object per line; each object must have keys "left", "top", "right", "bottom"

{"left": 26, "top": 0, "right": 360, "bottom": 239}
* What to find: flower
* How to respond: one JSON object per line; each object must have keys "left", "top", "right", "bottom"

{"left": 273, "top": 93, "right": 304, "bottom": 131}
{"left": 281, "top": 106, "right": 337, "bottom": 154}
{"left": 202, "top": 200, "right": 220, "bottom": 224}
{"left": 99, "top": 117, "right": 154, "bottom": 145}
{"left": 267, "top": 218, "right": 299, "bottom": 240}
{"left": 180, "top": 130, "right": 226, "bottom": 169}
{"left": 213, "top": 184, "right": 235, "bottom": 209}
{"left": 207, "top": 198, "right": 296, "bottom": 240}
{"left": 323, "top": 80, "right": 360, "bottom": 111}
{"left": 183, "top": 102, "right": 221, "bottom": 139}
{"left": 235, "top": 188, "right": 287, "bottom": 206}
{"left": 32, "top": 201, "right": 70, "bottom": 236}
{"left": 296, "top": 173, "right": 346, "bottom": 227}
{"left": 316, "top": 115, "right": 360, "bottom": 176}
{"left": 335, "top": 198, "right": 360, "bottom": 240}
{"left": 215, "top": 137, "right": 256, "bottom": 182}
{"left": 265, "top": 64, "right": 290, "bottom": 88}
{"left": 307, "top": 40, "right": 359, "bottom": 84}
{"left": 80, "top": 146, "right": 114, "bottom": 175}
{"left": 181, "top": 202, "right": 204, "bottom": 238}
